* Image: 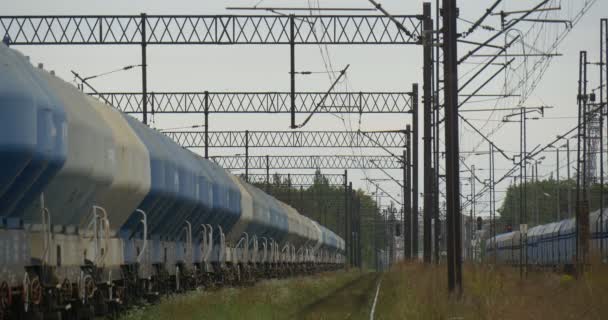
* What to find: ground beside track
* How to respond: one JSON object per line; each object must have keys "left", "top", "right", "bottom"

{"left": 119, "top": 270, "right": 372, "bottom": 320}
{"left": 121, "top": 262, "right": 608, "bottom": 320}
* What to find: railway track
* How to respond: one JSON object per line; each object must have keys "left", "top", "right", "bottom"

{"left": 294, "top": 272, "right": 381, "bottom": 320}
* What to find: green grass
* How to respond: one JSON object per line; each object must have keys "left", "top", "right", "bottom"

{"left": 376, "top": 262, "right": 608, "bottom": 320}
{"left": 120, "top": 270, "right": 366, "bottom": 320}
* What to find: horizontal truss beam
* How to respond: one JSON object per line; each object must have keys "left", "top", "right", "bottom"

{"left": 1, "top": 15, "right": 422, "bottom": 45}
{"left": 91, "top": 91, "right": 413, "bottom": 113}
{"left": 245, "top": 173, "right": 345, "bottom": 186}
{"left": 211, "top": 155, "right": 403, "bottom": 169}
{"left": 165, "top": 130, "right": 407, "bottom": 148}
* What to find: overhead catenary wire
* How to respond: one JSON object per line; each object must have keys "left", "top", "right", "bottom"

{"left": 367, "top": 0, "right": 414, "bottom": 38}
{"left": 305, "top": 0, "right": 386, "bottom": 200}
{"left": 293, "top": 64, "right": 350, "bottom": 129}
{"left": 433, "top": 0, "right": 598, "bottom": 218}
{"left": 363, "top": 178, "right": 402, "bottom": 206}
{"left": 461, "top": 0, "right": 502, "bottom": 37}
{"left": 71, "top": 70, "right": 113, "bottom": 106}
{"left": 442, "top": 0, "right": 592, "bottom": 163}
{"left": 82, "top": 64, "right": 142, "bottom": 81}
{"left": 458, "top": 0, "right": 551, "bottom": 64}
{"left": 462, "top": 102, "right": 606, "bottom": 210}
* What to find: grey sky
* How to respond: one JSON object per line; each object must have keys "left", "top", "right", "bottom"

{"left": 4, "top": 0, "right": 607, "bottom": 218}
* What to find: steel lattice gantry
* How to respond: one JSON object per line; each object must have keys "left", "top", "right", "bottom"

{"left": 245, "top": 173, "right": 345, "bottom": 186}
{"left": 0, "top": 15, "right": 422, "bottom": 45}
{"left": 0, "top": 13, "right": 424, "bottom": 125}
{"left": 164, "top": 130, "right": 407, "bottom": 148}
{"left": 91, "top": 91, "right": 413, "bottom": 113}
{"left": 211, "top": 155, "right": 403, "bottom": 170}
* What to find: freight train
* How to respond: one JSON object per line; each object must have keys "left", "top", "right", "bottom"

{"left": 486, "top": 209, "right": 607, "bottom": 268}
{"left": 0, "top": 43, "right": 345, "bottom": 319}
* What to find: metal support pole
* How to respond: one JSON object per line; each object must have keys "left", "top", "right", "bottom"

{"left": 576, "top": 51, "right": 583, "bottom": 273}
{"left": 352, "top": 194, "right": 356, "bottom": 267}
{"left": 349, "top": 183, "right": 354, "bottom": 266}
{"left": 245, "top": 130, "right": 249, "bottom": 182}
{"left": 290, "top": 15, "right": 296, "bottom": 129}
{"left": 204, "top": 91, "right": 209, "bottom": 159}
{"left": 576, "top": 50, "right": 590, "bottom": 275}
{"left": 434, "top": 0, "right": 442, "bottom": 266}
{"left": 535, "top": 161, "right": 539, "bottom": 225}
{"left": 442, "top": 0, "right": 463, "bottom": 294}
{"left": 300, "top": 186, "right": 304, "bottom": 214}
{"left": 557, "top": 147, "right": 560, "bottom": 221}
{"left": 567, "top": 138, "right": 572, "bottom": 217}
{"left": 489, "top": 144, "right": 493, "bottom": 236}
{"left": 407, "top": 126, "right": 413, "bottom": 260}
{"left": 384, "top": 209, "right": 388, "bottom": 270}
{"left": 287, "top": 173, "right": 292, "bottom": 204}
{"left": 344, "top": 170, "right": 349, "bottom": 266}
{"left": 433, "top": 170, "right": 440, "bottom": 263}
{"left": 518, "top": 106, "right": 526, "bottom": 278}
{"left": 412, "top": 83, "right": 420, "bottom": 259}
{"left": 356, "top": 192, "right": 360, "bottom": 267}
{"left": 490, "top": 142, "right": 496, "bottom": 263}
{"left": 422, "top": 2, "right": 433, "bottom": 264}
{"left": 355, "top": 193, "right": 361, "bottom": 268}
{"left": 374, "top": 205, "right": 378, "bottom": 270}
{"left": 375, "top": 185, "right": 380, "bottom": 269}
{"left": 355, "top": 197, "right": 361, "bottom": 268}
{"left": 140, "top": 13, "right": 148, "bottom": 125}
{"left": 523, "top": 106, "right": 528, "bottom": 277}
{"left": 596, "top": 100, "right": 604, "bottom": 255}
{"left": 404, "top": 143, "right": 414, "bottom": 259}
{"left": 348, "top": 181, "right": 353, "bottom": 266}
{"left": 266, "top": 155, "right": 270, "bottom": 193}
{"left": 470, "top": 165, "right": 476, "bottom": 260}
{"left": 600, "top": 18, "right": 607, "bottom": 257}
{"left": 403, "top": 147, "right": 411, "bottom": 259}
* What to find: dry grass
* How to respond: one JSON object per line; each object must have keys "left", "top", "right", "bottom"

{"left": 376, "top": 261, "right": 608, "bottom": 320}
{"left": 120, "top": 270, "right": 365, "bottom": 320}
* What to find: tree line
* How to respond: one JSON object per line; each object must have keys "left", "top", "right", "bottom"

{"left": 498, "top": 178, "right": 608, "bottom": 230}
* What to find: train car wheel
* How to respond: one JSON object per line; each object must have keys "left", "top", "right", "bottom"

{"left": 0, "top": 282, "right": 11, "bottom": 320}
{"left": 0, "top": 282, "right": 11, "bottom": 310}
{"left": 30, "top": 277, "right": 42, "bottom": 306}
{"left": 60, "top": 279, "right": 72, "bottom": 302}
{"left": 84, "top": 277, "right": 96, "bottom": 300}
{"left": 115, "top": 285, "right": 125, "bottom": 304}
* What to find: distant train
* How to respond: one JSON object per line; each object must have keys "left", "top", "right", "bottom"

{"left": 486, "top": 209, "right": 608, "bottom": 268}
{"left": 0, "top": 43, "right": 345, "bottom": 319}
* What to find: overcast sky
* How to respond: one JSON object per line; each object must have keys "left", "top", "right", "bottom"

{"left": 5, "top": 0, "right": 607, "bottom": 219}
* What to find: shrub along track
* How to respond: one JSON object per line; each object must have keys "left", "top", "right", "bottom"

{"left": 294, "top": 272, "right": 381, "bottom": 320}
